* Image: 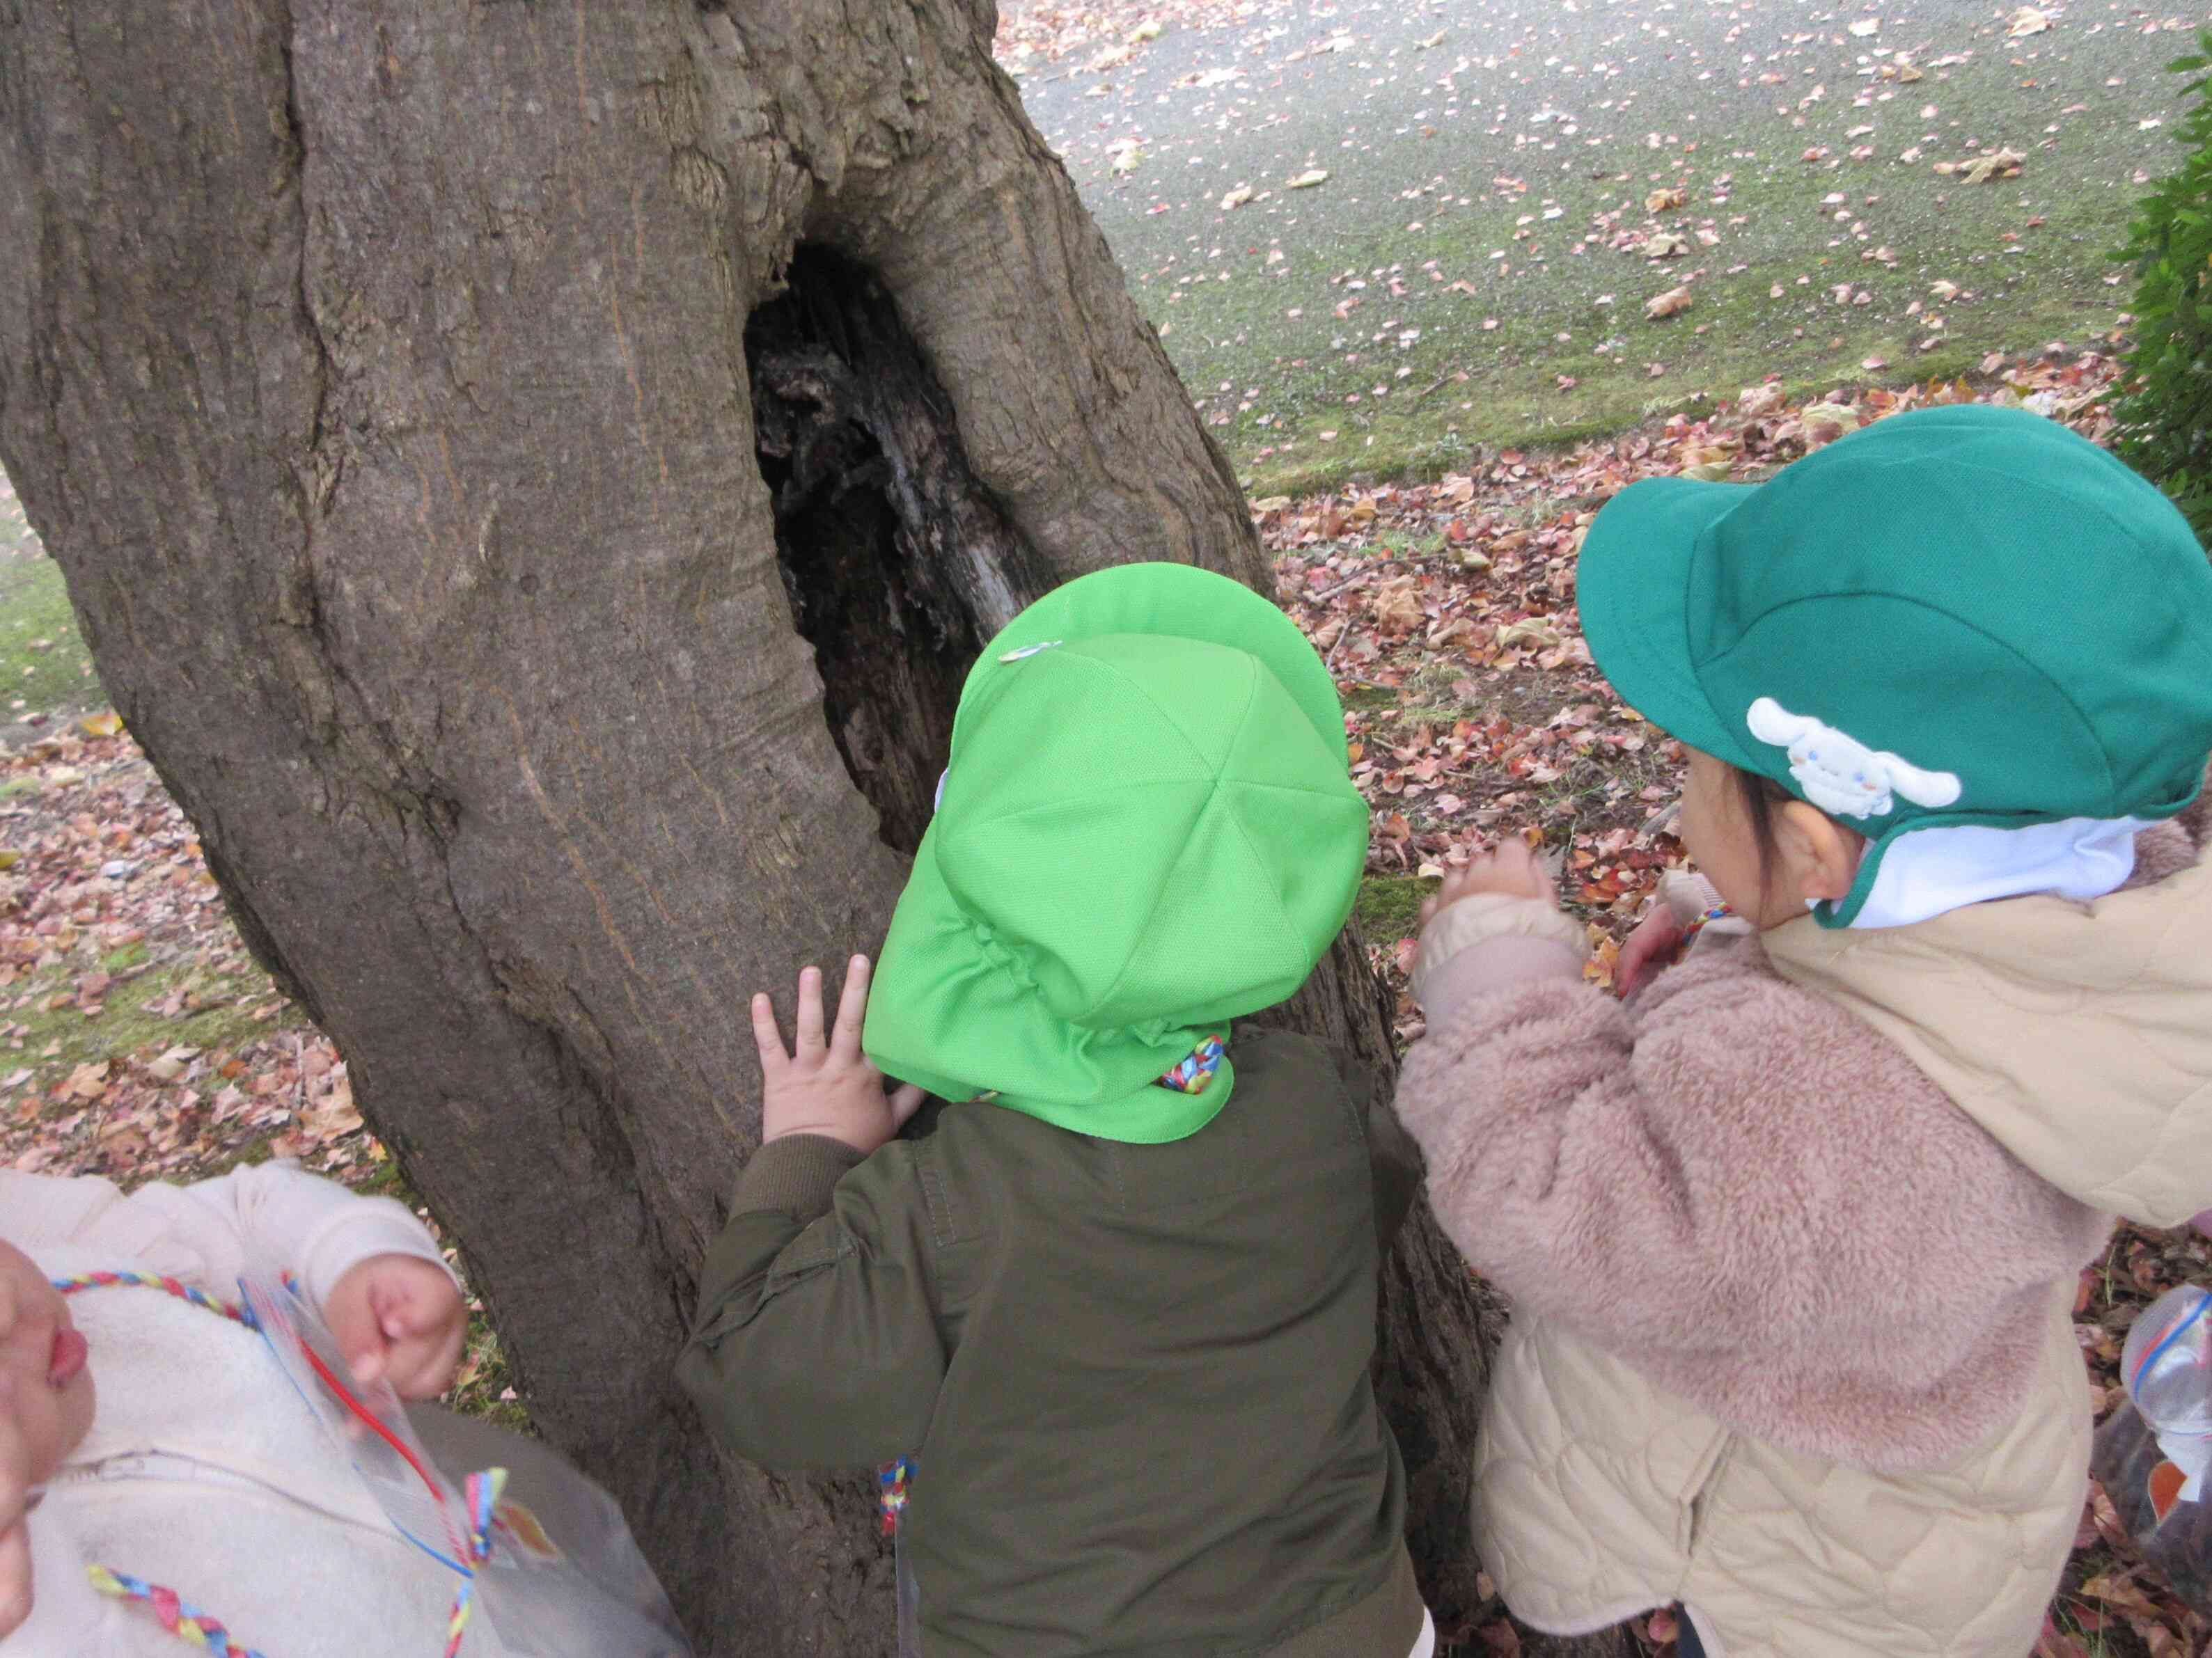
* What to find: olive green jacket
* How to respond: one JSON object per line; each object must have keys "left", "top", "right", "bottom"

{"left": 677, "top": 1029, "right": 1427, "bottom": 1657}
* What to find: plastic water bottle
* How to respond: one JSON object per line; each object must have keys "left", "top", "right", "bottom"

{"left": 2124, "top": 1284, "right": 2212, "bottom": 1504}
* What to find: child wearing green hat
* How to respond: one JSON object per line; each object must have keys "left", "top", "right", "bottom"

{"left": 677, "top": 564, "right": 1433, "bottom": 1657}
{"left": 1397, "top": 403, "right": 2212, "bottom": 1658}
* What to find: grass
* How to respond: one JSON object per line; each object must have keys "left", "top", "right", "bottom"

{"left": 1195, "top": 151, "right": 2131, "bottom": 496}
{"left": 1354, "top": 874, "right": 1431, "bottom": 946}
{"left": 1060, "top": 4, "right": 2183, "bottom": 497}
{"left": 1, "top": 957, "right": 276, "bottom": 1082}
{"left": 0, "top": 471, "right": 101, "bottom": 728}
{"left": 0, "top": 552, "right": 98, "bottom": 725}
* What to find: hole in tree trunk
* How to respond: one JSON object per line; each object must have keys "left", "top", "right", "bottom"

{"left": 748, "top": 245, "right": 1041, "bottom": 855}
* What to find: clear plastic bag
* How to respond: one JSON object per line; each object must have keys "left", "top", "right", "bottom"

{"left": 2091, "top": 1285, "right": 2212, "bottom": 1616}
{"left": 240, "top": 1270, "right": 693, "bottom": 1656}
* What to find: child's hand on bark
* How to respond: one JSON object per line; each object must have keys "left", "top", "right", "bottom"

{"left": 1417, "top": 835, "right": 1557, "bottom": 929}
{"left": 753, "top": 956, "right": 925, "bottom": 1158}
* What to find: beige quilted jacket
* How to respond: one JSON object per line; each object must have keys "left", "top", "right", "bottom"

{"left": 1397, "top": 795, "right": 2212, "bottom": 1658}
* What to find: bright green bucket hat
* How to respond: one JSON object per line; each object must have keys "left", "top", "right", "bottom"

{"left": 1578, "top": 402, "right": 2212, "bottom": 926}
{"left": 861, "top": 562, "right": 1368, "bottom": 1144}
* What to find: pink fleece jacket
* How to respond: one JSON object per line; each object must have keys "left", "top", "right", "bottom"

{"left": 1394, "top": 805, "right": 2212, "bottom": 1472}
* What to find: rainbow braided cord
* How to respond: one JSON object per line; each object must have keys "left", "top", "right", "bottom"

{"left": 442, "top": 1467, "right": 510, "bottom": 1658}
{"left": 877, "top": 1457, "right": 912, "bottom": 1536}
{"left": 1670, "top": 904, "right": 1736, "bottom": 963}
{"left": 85, "top": 1564, "right": 271, "bottom": 1658}
{"left": 52, "top": 1270, "right": 251, "bottom": 1326}
{"left": 1156, "top": 1035, "right": 1226, "bottom": 1096}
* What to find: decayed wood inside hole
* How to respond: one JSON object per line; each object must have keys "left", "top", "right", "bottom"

{"left": 748, "top": 245, "right": 1033, "bottom": 854}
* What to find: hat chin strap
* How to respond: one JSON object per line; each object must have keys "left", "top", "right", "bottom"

{"left": 1838, "top": 814, "right": 2154, "bottom": 929}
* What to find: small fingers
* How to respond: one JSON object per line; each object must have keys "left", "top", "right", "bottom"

{"left": 793, "top": 966, "right": 826, "bottom": 1057}
{"left": 344, "top": 1337, "right": 388, "bottom": 1389}
{"left": 830, "top": 955, "right": 872, "bottom": 1060}
{"left": 379, "top": 1271, "right": 460, "bottom": 1341}
{"left": 748, "top": 992, "right": 791, "bottom": 1072}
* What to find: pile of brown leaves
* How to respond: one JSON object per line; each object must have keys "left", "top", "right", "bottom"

{"left": 0, "top": 723, "right": 375, "bottom": 1187}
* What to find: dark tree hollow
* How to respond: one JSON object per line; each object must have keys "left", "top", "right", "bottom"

{"left": 751, "top": 246, "right": 1033, "bottom": 854}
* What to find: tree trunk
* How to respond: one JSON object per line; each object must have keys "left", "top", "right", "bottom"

{"left": 0, "top": 3, "right": 1601, "bottom": 1653}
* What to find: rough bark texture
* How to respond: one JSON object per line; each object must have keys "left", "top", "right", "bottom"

{"left": 0, "top": 3, "right": 1610, "bottom": 1654}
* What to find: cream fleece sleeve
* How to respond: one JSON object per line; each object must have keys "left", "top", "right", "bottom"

{"left": 1409, "top": 893, "right": 1587, "bottom": 1026}
{"left": 0, "top": 1162, "right": 453, "bottom": 1316}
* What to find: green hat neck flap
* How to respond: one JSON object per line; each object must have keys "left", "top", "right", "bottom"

{"left": 863, "top": 563, "right": 1368, "bottom": 1143}
{"left": 1575, "top": 404, "right": 2212, "bottom": 926}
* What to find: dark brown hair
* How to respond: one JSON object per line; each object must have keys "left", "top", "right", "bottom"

{"left": 1732, "top": 764, "right": 1799, "bottom": 896}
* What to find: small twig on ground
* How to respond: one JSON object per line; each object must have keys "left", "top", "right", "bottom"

{"left": 1308, "top": 571, "right": 1376, "bottom": 605}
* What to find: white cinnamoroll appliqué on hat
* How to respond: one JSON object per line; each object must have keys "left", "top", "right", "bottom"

{"left": 1745, "top": 697, "right": 1962, "bottom": 821}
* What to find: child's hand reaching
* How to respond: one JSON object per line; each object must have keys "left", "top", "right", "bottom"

{"left": 1418, "top": 835, "right": 1558, "bottom": 929}
{"left": 1615, "top": 905, "right": 1686, "bottom": 999}
{"left": 325, "top": 1254, "right": 467, "bottom": 1400}
{"left": 753, "top": 955, "right": 926, "bottom": 1157}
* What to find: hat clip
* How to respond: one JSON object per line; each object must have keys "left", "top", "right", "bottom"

{"left": 1746, "top": 697, "right": 1961, "bottom": 820}
{"left": 998, "top": 639, "right": 1065, "bottom": 663}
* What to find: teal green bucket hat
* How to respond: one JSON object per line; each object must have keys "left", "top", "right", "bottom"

{"left": 1578, "top": 403, "right": 2212, "bottom": 926}
{"left": 862, "top": 562, "right": 1369, "bottom": 1143}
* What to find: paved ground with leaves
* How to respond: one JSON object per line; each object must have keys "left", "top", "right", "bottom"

{"left": 6, "top": 352, "right": 2207, "bottom": 1652}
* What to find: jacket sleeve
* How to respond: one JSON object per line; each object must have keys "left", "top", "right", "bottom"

{"left": 0, "top": 1162, "right": 453, "bottom": 1316}
{"left": 1393, "top": 945, "right": 1878, "bottom": 1353}
{"left": 675, "top": 1135, "right": 947, "bottom": 1470}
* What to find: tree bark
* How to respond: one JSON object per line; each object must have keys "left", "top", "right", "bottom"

{"left": 0, "top": 3, "right": 1605, "bottom": 1653}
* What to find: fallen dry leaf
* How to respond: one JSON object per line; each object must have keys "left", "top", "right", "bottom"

{"left": 1369, "top": 576, "right": 1423, "bottom": 633}
{"left": 1938, "top": 148, "right": 2026, "bottom": 184}
{"left": 1286, "top": 168, "right": 1330, "bottom": 190}
{"left": 1644, "top": 285, "right": 1693, "bottom": 319}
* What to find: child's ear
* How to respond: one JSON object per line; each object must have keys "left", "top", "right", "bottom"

{"left": 1771, "top": 800, "right": 1862, "bottom": 906}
